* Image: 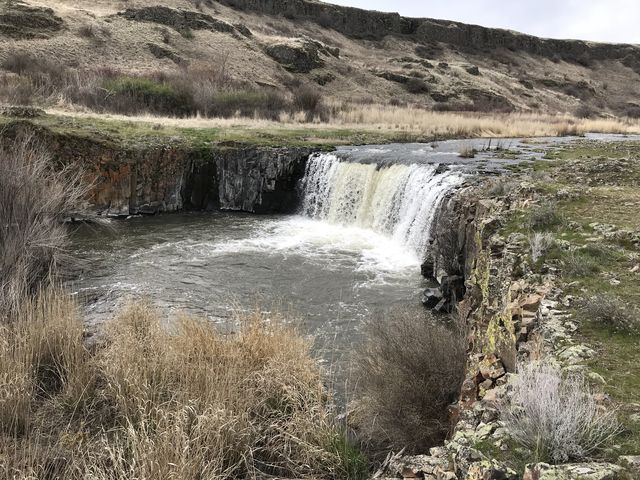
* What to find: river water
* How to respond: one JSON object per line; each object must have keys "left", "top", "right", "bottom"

{"left": 71, "top": 151, "right": 468, "bottom": 391}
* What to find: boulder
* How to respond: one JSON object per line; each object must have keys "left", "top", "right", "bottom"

{"left": 464, "top": 64, "right": 481, "bottom": 75}
{"left": 147, "top": 44, "right": 184, "bottom": 64}
{"left": 0, "top": 106, "right": 45, "bottom": 118}
{"left": 265, "top": 40, "right": 324, "bottom": 73}
{"left": 523, "top": 462, "right": 626, "bottom": 480}
{"left": 441, "top": 275, "right": 465, "bottom": 302}
{"left": 478, "top": 354, "right": 506, "bottom": 381}
{"left": 520, "top": 293, "right": 543, "bottom": 312}
{"left": 618, "top": 456, "right": 640, "bottom": 474}
{"left": 422, "top": 288, "right": 443, "bottom": 308}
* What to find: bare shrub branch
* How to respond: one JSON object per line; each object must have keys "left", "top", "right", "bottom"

{"left": 529, "top": 232, "right": 555, "bottom": 262}
{"left": 0, "top": 134, "right": 90, "bottom": 319}
{"left": 351, "top": 308, "right": 467, "bottom": 455}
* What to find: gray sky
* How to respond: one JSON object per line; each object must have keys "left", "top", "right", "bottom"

{"left": 322, "top": 1, "right": 639, "bottom": 44}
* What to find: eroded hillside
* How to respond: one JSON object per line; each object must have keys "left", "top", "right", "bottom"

{"left": 2, "top": 0, "right": 640, "bottom": 118}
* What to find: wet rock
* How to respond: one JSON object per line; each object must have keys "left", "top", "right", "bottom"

{"left": 265, "top": 40, "right": 324, "bottom": 73}
{"left": 440, "top": 275, "right": 465, "bottom": 304}
{"left": 0, "top": 3, "right": 64, "bottom": 39}
{"left": 422, "top": 287, "right": 443, "bottom": 308}
{"left": 464, "top": 64, "right": 481, "bottom": 75}
{"left": 421, "top": 256, "right": 435, "bottom": 279}
{"left": 523, "top": 462, "right": 626, "bottom": 480}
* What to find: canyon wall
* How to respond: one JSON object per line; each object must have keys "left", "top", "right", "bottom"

{"left": 1, "top": 121, "right": 312, "bottom": 216}
{"left": 219, "top": 0, "right": 640, "bottom": 63}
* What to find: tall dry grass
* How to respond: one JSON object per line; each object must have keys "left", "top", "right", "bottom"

{"left": 0, "top": 135, "right": 89, "bottom": 319}
{"left": 0, "top": 296, "right": 367, "bottom": 479}
{"left": 49, "top": 105, "right": 640, "bottom": 141}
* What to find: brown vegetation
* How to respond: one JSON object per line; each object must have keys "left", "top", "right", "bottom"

{"left": 351, "top": 309, "right": 466, "bottom": 455}
{"left": 0, "top": 295, "right": 368, "bottom": 479}
{"left": 0, "top": 135, "right": 88, "bottom": 318}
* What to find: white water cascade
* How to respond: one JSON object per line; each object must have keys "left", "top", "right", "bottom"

{"left": 300, "top": 153, "right": 464, "bottom": 259}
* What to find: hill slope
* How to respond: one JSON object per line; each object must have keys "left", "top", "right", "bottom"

{"left": 1, "top": 0, "right": 640, "bottom": 117}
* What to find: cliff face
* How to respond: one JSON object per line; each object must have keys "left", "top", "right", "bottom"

{"left": 1, "top": 122, "right": 312, "bottom": 216}
{"left": 219, "top": 0, "right": 640, "bottom": 63}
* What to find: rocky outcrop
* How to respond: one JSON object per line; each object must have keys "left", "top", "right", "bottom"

{"left": 265, "top": 39, "right": 325, "bottom": 73}
{"left": 0, "top": 121, "right": 312, "bottom": 217}
{"left": 0, "top": 3, "right": 64, "bottom": 39}
{"left": 523, "top": 463, "right": 626, "bottom": 480}
{"left": 119, "top": 7, "right": 250, "bottom": 38}
{"left": 218, "top": 0, "right": 640, "bottom": 64}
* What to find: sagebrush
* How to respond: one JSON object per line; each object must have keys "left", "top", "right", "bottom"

{"left": 502, "top": 361, "right": 619, "bottom": 464}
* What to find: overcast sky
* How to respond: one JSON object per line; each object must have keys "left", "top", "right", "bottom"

{"left": 322, "top": 1, "right": 639, "bottom": 44}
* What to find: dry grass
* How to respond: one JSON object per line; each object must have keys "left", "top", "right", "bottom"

{"left": 0, "top": 295, "right": 367, "bottom": 479}
{"left": 0, "top": 135, "right": 89, "bottom": 319}
{"left": 47, "top": 105, "right": 640, "bottom": 140}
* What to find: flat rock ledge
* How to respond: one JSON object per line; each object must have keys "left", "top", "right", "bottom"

{"left": 523, "top": 463, "right": 626, "bottom": 480}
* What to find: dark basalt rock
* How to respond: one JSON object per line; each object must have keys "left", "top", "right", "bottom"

{"left": 0, "top": 121, "right": 314, "bottom": 217}
{"left": 119, "top": 7, "right": 247, "bottom": 37}
{"left": 422, "top": 288, "right": 443, "bottom": 308}
{"left": 0, "top": 106, "right": 46, "bottom": 118}
{"left": 147, "top": 44, "right": 184, "bottom": 64}
{"left": 218, "top": 0, "right": 640, "bottom": 65}
{"left": 265, "top": 41, "right": 324, "bottom": 73}
{"left": 0, "top": 3, "right": 64, "bottom": 39}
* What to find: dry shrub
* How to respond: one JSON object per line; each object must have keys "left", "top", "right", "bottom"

{"left": 528, "top": 202, "right": 563, "bottom": 231}
{"left": 529, "top": 232, "right": 555, "bottom": 262}
{"left": 293, "top": 85, "right": 327, "bottom": 121}
{"left": 351, "top": 309, "right": 466, "bottom": 455}
{"left": 1, "top": 298, "right": 367, "bottom": 479}
{"left": 0, "top": 135, "right": 89, "bottom": 318}
{"left": 578, "top": 294, "right": 640, "bottom": 333}
{"left": 502, "top": 361, "right": 619, "bottom": 464}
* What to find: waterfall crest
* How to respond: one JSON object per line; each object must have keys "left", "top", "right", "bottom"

{"left": 300, "top": 153, "right": 464, "bottom": 258}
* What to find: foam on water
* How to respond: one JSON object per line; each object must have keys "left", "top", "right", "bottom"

{"left": 300, "top": 153, "right": 464, "bottom": 259}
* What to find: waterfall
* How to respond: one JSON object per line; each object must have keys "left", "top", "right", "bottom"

{"left": 300, "top": 153, "right": 464, "bottom": 258}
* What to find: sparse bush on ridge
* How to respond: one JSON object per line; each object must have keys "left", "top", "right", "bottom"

{"left": 351, "top": 308, "right": 466, "bottom": 456}
{"left": 293, "top": 85, "right": 327, "bottom": 121}
{"left": 102, "top": 76, "right": 195, "bottom": 117}
{"left": 502, "top": 361, "right": 619, "bottom": 464}
{"left": 578, "top": 294, "right": 640, "bottom": 333}
{"left": 562, "top": 249, "right": 602, "bottom": 277}
{"left": 529, "top": 232, "right": 555, "bottom": 262}
{"left": 528, "top": 202, "right": 563, "bottom": 230}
